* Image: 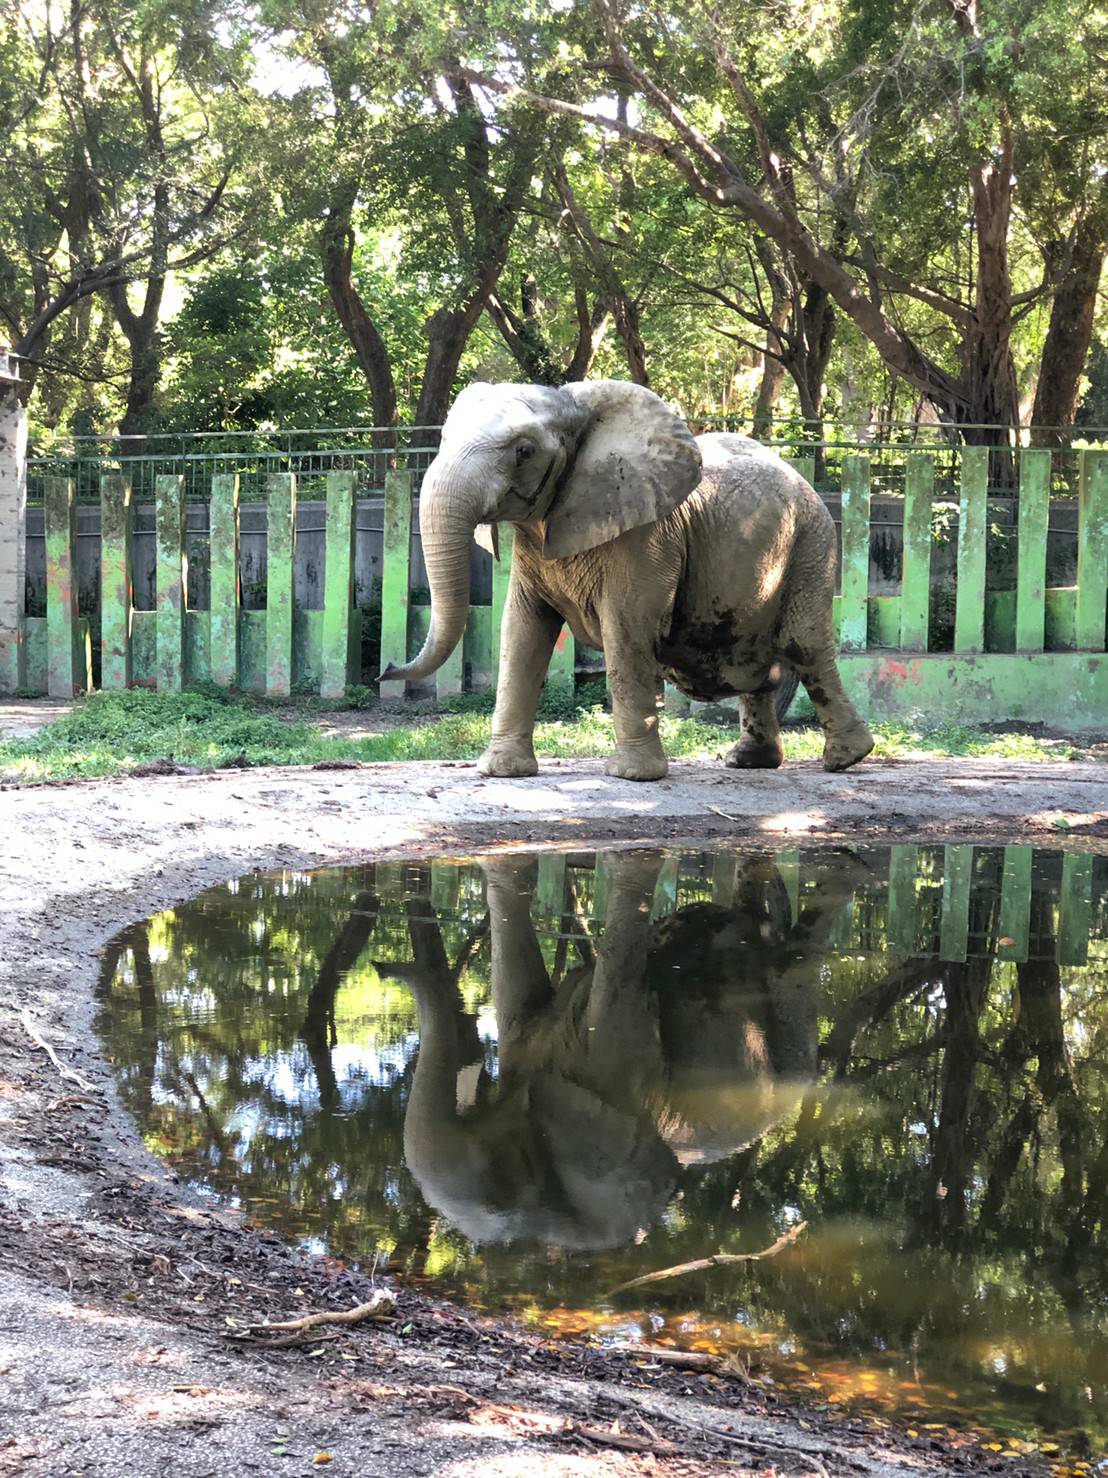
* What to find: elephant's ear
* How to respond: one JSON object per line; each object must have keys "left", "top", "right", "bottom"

{"left": 541, "top": 381, "right": 702, "bottom": 560}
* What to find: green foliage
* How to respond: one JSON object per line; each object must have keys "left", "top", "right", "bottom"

{"left": 4, "top": 0, "right": 1108, "bottom": 438}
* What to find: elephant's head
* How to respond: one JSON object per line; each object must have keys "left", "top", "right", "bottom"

{"left": 379, "top": 380, "right": 702, "bottom": 683}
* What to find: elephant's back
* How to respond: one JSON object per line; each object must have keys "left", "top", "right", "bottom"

{"left": 673, "top": 434, "right": 808, "bottom": 601}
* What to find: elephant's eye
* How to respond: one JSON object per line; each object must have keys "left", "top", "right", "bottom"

{"left": 515, "top": 441, "right": 537, "bottom": 466}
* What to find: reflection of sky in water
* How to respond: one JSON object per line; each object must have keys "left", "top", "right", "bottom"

{"left": 102, "top": 845, "right": 1108, "bottom": 1460}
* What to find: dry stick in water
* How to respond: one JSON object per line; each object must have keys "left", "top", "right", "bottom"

{"left": 20, "top": 1009, "right": 95, "bottom": 1093}
{"left": 608, "top": 1222, "right": 808, "bottom": 1295}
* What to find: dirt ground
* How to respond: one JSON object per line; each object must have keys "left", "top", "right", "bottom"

{"left": 3, "top": 753, "right": 1108, "bottom": 1477}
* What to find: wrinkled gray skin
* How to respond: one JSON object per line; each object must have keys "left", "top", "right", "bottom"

{"left": 381, "top": 849, "right": 856, "bottom": 1250}
{"left": 380, "top": 379, "right": 873, "bottom": 780}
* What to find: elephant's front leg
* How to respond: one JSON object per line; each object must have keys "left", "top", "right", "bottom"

{"left": 600, "top": 602, "right": 668, "bottom": 781}
{"left": 479, "top": 573, "right": 563, "bottom": 778}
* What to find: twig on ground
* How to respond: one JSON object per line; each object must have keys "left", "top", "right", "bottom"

{"left": 602, "top": 1390, "right": 836, "bottom": 1478}
{"left": 467, "top": 1400, "right": 682, "bottom": 1458}
{"left": 609, "top": 1222, "right": 807, "bottom": 1294}
{"left": 226, "top": 1329, "right": 341, "bottom": 1350}
{"left": 707, "top": 804, "right": 741, "bottom": 822}
{"left": 571, "top": 1422, "right": 680, "bottom": 1456}
{"left": 20, "top": 1010, "right": 94, "bottom": 1092}
{"left": 242, "top": 1288, "right": 395, "bottom": 1336}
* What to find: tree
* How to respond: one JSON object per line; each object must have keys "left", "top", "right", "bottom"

{"left": 459, "top": 0, "right": 1108, "bottom": 449}
{"left": 262, "top": 0, "right": 545, "bottom": 440}
{"left": 1, "top": 0, "right": 257, "bottom": 431}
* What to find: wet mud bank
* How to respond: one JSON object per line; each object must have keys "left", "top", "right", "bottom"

{"left": 2, "top": 758, "right": 1106, "bottom": 1477}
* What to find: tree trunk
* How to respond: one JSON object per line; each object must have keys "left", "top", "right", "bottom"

{"left": 959, "top": 136, "right": 1020, "bottom": 481}
{"left": 118, "top": 325, "right": 161, "bottom": 438}
{"left": 564, "top": 285, "right": 610, "bottom": 381}
{"left": 926, "top": 960, "right": 988, "bottom": 1248}
{"left": 751, "top": 296, "right": 790, "bottom": 439}
{"left": 320, "top": 203, "right": 399, "bottom": 444}
{"left": 487, "top": 274, "right": 565, "bottom": 384}
{"left": 302, "top": 880, "right": 379, "bottom": 1111}
{"left": 612, "top": 291, "right": 648, "bottom": 384}
{"left": 552, "top": 163, "right": 647, "bottom": 384}
{"left": 108, "top": 263, "right": 166, "bottom": 445}
{"left": 787, "top": 283, "right": 835, "bottom": 480}
{"left": 412, "top": 298, "right": 489, "bottom": 447}
{"left": 1031, "top": 209, "right": 1108, "bottom": 447}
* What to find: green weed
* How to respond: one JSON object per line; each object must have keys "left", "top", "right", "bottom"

{"left": 0, "top": 689, "right": 1095, "bottom": 784}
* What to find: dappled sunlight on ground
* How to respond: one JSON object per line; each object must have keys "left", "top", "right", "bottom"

{"left": 757, "top": 809, "right": 830, "bottom": 832}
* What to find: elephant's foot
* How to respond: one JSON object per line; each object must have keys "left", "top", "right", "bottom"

{"left": 724, "top": 734, "right": 784, "bottom": 770}
{"left": 822, "top": 721, "right": 875, "bottom": 772}
{"left": 477, "top": 741, "right": 538, "bottom": 778}
{"left": 605, "top": 745, "right": 669, "bottom": 781}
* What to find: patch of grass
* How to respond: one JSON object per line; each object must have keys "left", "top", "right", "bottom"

{"left": 0, "top": 689, "right": 1097, "bottom": 784}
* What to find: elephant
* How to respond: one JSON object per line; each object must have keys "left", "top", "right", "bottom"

{"left": 378, "top": 848, "right": 859, "bottom": 1250}
{"left": 379, "top": 379, "right": 874, "bottom": 781}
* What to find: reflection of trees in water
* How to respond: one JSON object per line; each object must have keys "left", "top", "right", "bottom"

{"left": 100, "top": 847, "right": 1108, "bottom": 1437}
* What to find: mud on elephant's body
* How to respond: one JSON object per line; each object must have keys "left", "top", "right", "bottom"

{"left": 380, "top": 380, "right": 873, "bottom": 780}
{"left": 385, "top": 851, "right": 853, "bottom": 1250}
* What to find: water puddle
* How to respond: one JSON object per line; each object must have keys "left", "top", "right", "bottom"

{"left": 100, "top": 844, "right": 1108, "bottom": 1466}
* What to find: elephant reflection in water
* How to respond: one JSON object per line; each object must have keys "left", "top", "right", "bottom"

{"left": 381, "top": 850, "right": 855, "bottom": 1250}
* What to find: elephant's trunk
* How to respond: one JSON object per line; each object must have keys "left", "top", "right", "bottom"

{"left": 377, "top": 466, "right": 481, "bottom": 683}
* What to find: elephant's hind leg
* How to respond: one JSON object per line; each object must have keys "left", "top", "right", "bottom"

{"left": 784, "top": 636, "right": 873, "bottom": 770}
{"left": 725, "top": 690, "right": 784, "bottom": 769}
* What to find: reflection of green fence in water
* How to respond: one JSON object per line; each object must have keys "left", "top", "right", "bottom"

{"left": 426, "top": 845, "right": 1106, "bottom": 969}
{"left": 16, "top": 437, "right": 1108, "bottom": 727}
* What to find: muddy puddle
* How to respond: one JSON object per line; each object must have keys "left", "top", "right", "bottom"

{"left": 100, "top": 843, "right": 1108, "bottom": 1464}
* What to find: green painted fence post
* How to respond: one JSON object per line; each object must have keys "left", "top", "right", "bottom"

{"left": 490, "top": 523, "right": 514, "bottom": 690}
{"left": 1057, "top": 853, "right": 1093, "bottom": 967}
{"left": 592, "top": 851, "right": 611, "bottom": 929}
{"left": 711, "top": 851, "right": 737, "bottom": 908}
{"left": 839, "top": 456, "right": 871, "bottom": 651}
{"left": 209, "top": 474, "right": 240, "bottom": 688}
{"left": 379, "top": 469, "right": 412, "bottom": 701}
{"left": 652, "top": 856, "right": 679, "bottom": 919}
{"left": 777, "top": 848, "right": 800, "bottom": 926}
{"left": 321, "top": 471, "right": 356, "bottom": 699}
{"left": 954, "top": 446, "right": 988, "bottom": 653}
{"left": 436, "top": 630, "right": 465, "bottom": 701}
{"left": 828, "top": 891, "right": 855, "bottom": 951}
{"left": 44, "top": 476, "right": 81, "bottom": 697}
{"left": 887, "top": 845, "right": 919, "bottom": 954}
{"left": 1076, "top": 451, "right": 1108, "bottom": 652}
{"left": 547, "top": 623, "right": 575, "bottom": 697}
{"left": 431, "top": 860, "right": 460, "bottom": 917}
{"left": 939, "top": 846, "right": 973, "bottom": 963}
{"left": 537, "top": 853, "right": 566, "bottom": 918}
{"left": 785, "top": 454, "right": 816, "bottom": 485}
{"left": 265, "top": 473, "right": 296, "bottom": 697}
{"left": 155, "top": 474, "right": 186, "bottom": 693}
{"left": 1016, "top": 449, "right": 1050, "bottom": 652}
{"left": 900, "top": 455, "right": 933, "bottom": 651}
{"left": 997, "top": 846, "right": 1032, "bottom": 962}
{"left": 99, "top": 474, "right": 132, "bottom": 690}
